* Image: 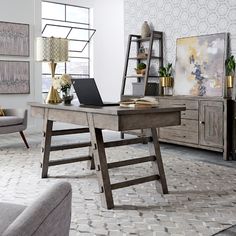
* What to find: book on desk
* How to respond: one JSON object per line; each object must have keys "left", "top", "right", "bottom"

{"left": 119, "top": 97, "right": 159, "bottom": 108}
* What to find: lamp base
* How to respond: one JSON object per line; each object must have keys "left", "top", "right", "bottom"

{"left": 45, "top": 86, "right": 62, "bottom": 104}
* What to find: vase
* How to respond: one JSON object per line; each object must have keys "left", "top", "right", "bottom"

{"left": 141, "top": 21, "right": 151, "bottom": 38}
{"left": 61, "top": 88, "right": 73, "bottom": 105}
{"left": 160, "top": 77, "right": 173, "bottom": 96}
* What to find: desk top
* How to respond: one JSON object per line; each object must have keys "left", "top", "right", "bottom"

{"left": 29, "top": 102, "right": 186, "bottom": 116}
{"left": 29, "top": 102, "right": 185, "bottom": 131}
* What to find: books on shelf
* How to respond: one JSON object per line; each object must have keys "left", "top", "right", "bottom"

{"left": 119, "top": 97, "right": 159, "bottom": 108}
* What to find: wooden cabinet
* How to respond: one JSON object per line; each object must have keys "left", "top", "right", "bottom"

{"left": 158, "top": 96, "right": 232, "bottom": 160}
{"left": 199, "top": 101, "right": 223, "bottom": 148}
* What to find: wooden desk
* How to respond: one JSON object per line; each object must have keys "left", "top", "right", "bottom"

{"left": 29, "top": 102, "right": 185, "bottom": 209}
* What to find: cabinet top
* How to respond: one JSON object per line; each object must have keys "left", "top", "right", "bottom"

{"left": 158, "top": 95, "right": 230, "bottom": 101}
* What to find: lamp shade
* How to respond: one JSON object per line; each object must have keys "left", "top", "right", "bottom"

{"left": 36, "top": 37, "right": 68, "bottom": 62}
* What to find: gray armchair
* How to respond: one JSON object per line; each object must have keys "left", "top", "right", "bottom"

{"left": 0, "top": 181, "right": 72, "bottom": 236}
{"left": 0, "top": 109, "right": 29, "bottom": 148}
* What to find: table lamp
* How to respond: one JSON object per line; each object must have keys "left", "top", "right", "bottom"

{"left": 36, "top": 37, "right": 68, "bottom": 104}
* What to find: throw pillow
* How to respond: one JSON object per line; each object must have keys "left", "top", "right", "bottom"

{"left": 0, "top": 107, "right": 5, "bottom": 116}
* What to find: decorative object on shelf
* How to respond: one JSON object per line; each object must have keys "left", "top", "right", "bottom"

{"left": 135, "top": 62, "right": 146, "bottom": 75}
{"left": 0, "top": 21, "right": 29, "bottom": 56}
{"left": 53, "top": 74, "right": 73, "bottom": 105}
{"left": 0, "top": 60, "right": 30, "bottom": 94}
{"left": 175, "top": 33, "right": 227, "bottom": 97}
{"left": 137, "top": 45, "right": 148, "bottom": 59}
{"left": 225, "top": 55, "right": 235, "bottom": 88}
{"left": 141, "top": 21, "right": 151, "bottom": 39}
{"left": 159, "top": 63, "right": 173, "bottom": 96}
{"left": 36, "top": 36, "right": 68, "bottom": 104}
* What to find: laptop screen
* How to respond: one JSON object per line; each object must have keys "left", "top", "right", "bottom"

{"left": 72, "top": 78, "right": 104, "bottom": 106}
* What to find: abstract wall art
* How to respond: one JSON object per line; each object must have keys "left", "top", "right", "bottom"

{"left": 174, "top": 33, "right": 227, "bottom": 97}
{"left": 0, "top": 21, "right": 29, "bottom": 56}
{"left": 0, "top": 61, "right": 30, "bottom": 94}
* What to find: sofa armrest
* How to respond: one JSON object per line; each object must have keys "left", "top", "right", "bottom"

{"left": 3, "top": 182, "right": 72, "bottom": 236}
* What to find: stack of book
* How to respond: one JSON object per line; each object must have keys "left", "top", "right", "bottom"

{"left": 119, "top": 97, "right": 159, "bottom": 108}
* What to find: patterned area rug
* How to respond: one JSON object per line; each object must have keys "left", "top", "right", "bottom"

{"left": 0, "top": 134, "right": 236, "bottom": 235}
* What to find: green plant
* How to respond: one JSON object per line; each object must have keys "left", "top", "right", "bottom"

{"left": 158, "top": 63, "right": 172, "bottom": 77}
{"left": 225, "top": 55, "right": 235, "bottom": 76}
{"left": 137, "top": 62, "right": 146, "bottom": 70}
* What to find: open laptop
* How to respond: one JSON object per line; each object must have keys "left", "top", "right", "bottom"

{"left": 72, "top": 78, "right": 118, "bottom": 106}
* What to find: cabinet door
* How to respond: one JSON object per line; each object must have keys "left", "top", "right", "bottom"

{"left": 199, "top": 101, "right": 223, "bottom": 147}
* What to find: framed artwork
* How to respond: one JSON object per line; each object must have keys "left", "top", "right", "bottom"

{"left": 174, "top": 33, "right": 227, "bottom": 97}
{"left": 0, "top": 61, "right": 30, "bottom": 94}
{"left": 0, "top": 21, "right": 29, "bottom": 56}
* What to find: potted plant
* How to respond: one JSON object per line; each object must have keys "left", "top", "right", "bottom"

{"left": 225, "top": 55, "right": 235, "bottom": 88}
{"left": 158, "top": 63, "right": 173, "bottom": 95}
{"left": 135, "top": 62, "right": 146, "bottom": 75}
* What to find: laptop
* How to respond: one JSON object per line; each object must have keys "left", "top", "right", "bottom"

{"left": 72, "top": 78, "right": 119, "bottom": 106}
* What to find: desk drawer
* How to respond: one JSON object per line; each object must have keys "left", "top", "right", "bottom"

{"left": 159, "top": 128, "right": 198, "bottom": 144}
{"left": 159, "top": 98, "right": 198, "bottom": 110}
{"left": 162, "top": 119, "right": 198, "bottom": 132}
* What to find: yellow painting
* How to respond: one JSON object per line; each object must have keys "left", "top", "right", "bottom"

{"left": 174, "top": 33, "right": 227, "bottom": 97}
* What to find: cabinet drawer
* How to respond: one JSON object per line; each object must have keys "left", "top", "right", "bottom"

{"left": 181, "top": 110, "right": 198, "bottom": 120}
{"left": 163, "top": 119, "right": 198, "bottom": 132}
{"left": 159, "top": 128, "right": 198, "bottom": 144}
{"left": 159, "top": 98, "right": 198, "bottom": 110}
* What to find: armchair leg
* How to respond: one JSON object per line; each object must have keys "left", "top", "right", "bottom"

{"left": 19, "top": 131, "right": 29, "bottom": 148}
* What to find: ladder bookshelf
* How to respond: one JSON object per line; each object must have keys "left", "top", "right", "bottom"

{"left": 120, "top": 31, "right": 164, "bottom": 100}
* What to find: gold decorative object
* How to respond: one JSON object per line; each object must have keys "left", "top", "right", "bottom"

{"left": 160, "top": 77, "right": 173, "bottom": 87}
{"left": 226, "top": 75, "right": 233, "bottom": 88}
{"left": 160, "top": 77, "right": 173, "bottom": 96}
{"left": 36, "top": 37, "right": 68, "bottom": 104}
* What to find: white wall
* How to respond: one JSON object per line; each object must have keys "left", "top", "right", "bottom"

{"left": 0, "top": 0, "right": 42, "bottom": 111}
{"left": 93, "top": 0, "right": 124, "bottom": 102}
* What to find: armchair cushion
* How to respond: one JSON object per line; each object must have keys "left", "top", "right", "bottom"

{"left": 0, "top": 109, "right": 27, "bottom": 135}
{"left": 0, "top": 117, "right": 24, "bottom": 127}
{"left": 2, "top": 181, "right": 72, "bottom": 236}
{"left": 0, "top": 203, "right": 26, "bottom": 235}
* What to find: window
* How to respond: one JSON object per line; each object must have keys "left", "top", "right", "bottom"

{"left": 41, "top": 1, "right": 94, "bottom": 92}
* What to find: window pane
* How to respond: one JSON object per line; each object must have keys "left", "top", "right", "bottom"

{"left": 68, "top": 28, "right": 89, "bottom": 41}
{"left": 66, "top": 6, "right": 89, "bottom": 23}
{"left": 42, "top": 75, "right": 51, "bottom": 92}
{"left": 42, "top": 2, "right": 65, "bottom": 21}
{"left": 69, "top": 50, "right": 88, "bottom": 58}
{"left": 42, "top": 19, "right": 89, "bottom": 31}
{"left": 42, "top": 63, "right": 66, "bottom": 75}
{"left": 42, "top": 25, "right": 70, "bottom": 38}
{"left": 42, "top": 63, "right": 50, "bottom": 74}
{"left": 67, "top": 58, "right": 89, "bottom": 74}
{"left": 69, "top": 40, "right": 89, "bottom": 55}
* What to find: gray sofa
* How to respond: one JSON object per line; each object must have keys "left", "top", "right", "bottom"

{"left": 0, "top": 182, "right": 72, "bottom": 236}
{"left": 0, "top": 109, "right": 29, "bottom": 148}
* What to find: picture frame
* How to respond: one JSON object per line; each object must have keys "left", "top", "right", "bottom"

{"left": 0, "top": 21, "right": 29, "bottom": 56}
{"left": 174, "top": 33, "right": 228, "bottom": 97}
{"left": 0, "top": 60, "right": 30, "bottom": 94}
